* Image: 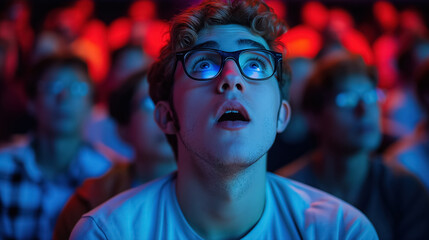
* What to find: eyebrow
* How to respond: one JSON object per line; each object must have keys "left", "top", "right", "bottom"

{"left": 237, "top": 39, "right": 267, "bottom": 50}
{"left": 191, "top": 39, "right": 267, "bottom": 51}
{"left": 192, "top": 41, "right": 219, "bottom": 50}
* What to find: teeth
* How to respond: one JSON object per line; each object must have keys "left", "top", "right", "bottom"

{"left": 218, "top": 109, "right": 247, "bottom": 122}
{"left": 225, "top": 110, "right": 239, "bottom": 114}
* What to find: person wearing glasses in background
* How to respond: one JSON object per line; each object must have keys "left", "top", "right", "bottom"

{"left": 0, "top": 54, "right": 112, "bottom": 239}
{"left": 71, "top": 1, "right": 378, "bottom": 239}
{"left": 53, "top": 69, "right": 176, "bottom": 239}
{"left": 276, "top": 52, "right": 429, "bottom": 239}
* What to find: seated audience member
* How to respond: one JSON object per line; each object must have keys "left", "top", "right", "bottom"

{"left": 384, "top": 59, "right": 429, "bottom": 190}
{"left": 381, "top": 36, "right": 429, "bottom": 138}
{"left": 276, "top": 53, "right": 429, "bottom": 239}
{"left": 0, "top": 54, "right": 112, "bottom": 239}
{"left": 70, "top": 1, "right": 378, "bottom": 239}
{"left": 53, "top": 69, "right": 176, "bottom": 239}
{"left": 84, "top": 44, "right": 154, "bottom": 159}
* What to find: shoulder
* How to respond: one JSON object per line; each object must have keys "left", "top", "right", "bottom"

{"left": 70, "top": 173, "right": 176, "bottom": 239}
{"left": 383, "top": 125, "right": 426, "bottom": 164}
{"left": 373, "top": 160, "right": 429, "bottom": 200}
{"left": 0, "top": 138, "right": 33, "bottom": 175}
{"left": 268, "top": 173, "right": 352, "bottom": 211}
{"left": 0, "top": 137, "right": 32, "bottom": 158}
{"left": 77, "top": 162, "right": 132, "bottom": 207}
{"left": 267, "top": 174, "right": 378, "bottom": 239}
{"left": 74, "top": 143, "right": 114, "bottom": 177}
{"left": 88, "top": 172, "right": 174, "bottom": 216}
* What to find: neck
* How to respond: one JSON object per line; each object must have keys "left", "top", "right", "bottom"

{"left": 314, "top": 145, "right": 370, "bottom": 203}
{"left": 176, "top": 151, "right": 266, "bottom": 239}
{"left": 133, "top": 152, "right": 177, "bottom": 184}
{"left": 34, "top": 132, "right": 83, "bottom": 179}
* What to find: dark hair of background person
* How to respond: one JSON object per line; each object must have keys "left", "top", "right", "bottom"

{"left": 94, "top": 44, "right": 144, "bottom": 104}
{"left": 108, "top": 68, "right": 148, "bottom": 127}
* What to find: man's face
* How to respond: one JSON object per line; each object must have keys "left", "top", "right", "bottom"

{"left": 127, "top": 77, "right": 174, "bottom": 162}
{"left": 33, "top": 66, "right": 92, "bottom": 137}
{"left": 318, "top": 74, "right": 381, "bottom": 152}
{"left": 164, "top": 24, "right": 289, "bottom": 168}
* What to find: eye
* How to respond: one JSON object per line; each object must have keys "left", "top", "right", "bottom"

{"left": 239, "top": 50, "right": 275, "bottom": 79}
{"left": 363, "top": 90, "right": 378, "bottom": 104}
{"left": 242, "top": 58, "right": 266, "bottom": 72}
{"left": 70, "top": 81, "right": 89, "bottom": 96}
{"left": 193, "top": 58, "right": 213, "bottom": 71}
{"left": 335, "top": 92, "right": 359, "bottom": 108}
{"left": 41, "top": 80, "right": 65, "bottom": 95}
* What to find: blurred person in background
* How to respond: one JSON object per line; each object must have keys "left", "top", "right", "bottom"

{"left": 384, "top": 58, "right": 429, "bottom": 190}
{"left": 53, "top": 69, "right": 176, "bottom": 239}
{"left": 0, "top": 54, "right": 112, "bottom": 239}
{"left": 84, "top": 44, "right": 153, "bottom": 160}
{"left": 380, "top": 11, "right": 429, "bottom": 139}
{"left": 277, "top": 52, "right": 429, "bottom": 239}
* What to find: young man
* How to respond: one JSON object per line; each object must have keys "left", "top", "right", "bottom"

{"left": 0, "top": 55, "right": 112, "bottom": 239}
{"left": 71, "top": 1, "right": 378, "bottom": 239}
{"left": 53, "top": 69, "right": 176, "bottom": 239}
{"left": 277, "top": 53, "right": 429, "bottom": 239}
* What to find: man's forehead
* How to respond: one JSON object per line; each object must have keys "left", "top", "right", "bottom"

{"left": 42, "top": 65, "right": 88, "bottom": 82}
{"left": 193, "top": 24, "right": 270, "bottom": 51}
{"left": 334, "top": 74, "right": 374, "bottom": 91}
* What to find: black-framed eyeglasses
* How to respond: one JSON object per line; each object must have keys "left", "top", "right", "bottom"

{"left": 176, "top": 48, "right": 282, "bottom": 81}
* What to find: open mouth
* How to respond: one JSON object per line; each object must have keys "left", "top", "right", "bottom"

{"left": 217, "top": 110, "right": 249, "bottom": 122}
{"left": 215, "top": 101, "right": 250, "bottom": 130}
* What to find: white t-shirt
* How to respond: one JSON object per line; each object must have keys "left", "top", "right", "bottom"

{"left": 70, "top": 173, "right": 378, "bottom": 239}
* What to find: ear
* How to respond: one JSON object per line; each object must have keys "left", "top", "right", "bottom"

{"left": 276, "top": 100, "right": 291, "bottom": 133}
{"left": 154, "top": 101, "right": 177, "bottom": 134}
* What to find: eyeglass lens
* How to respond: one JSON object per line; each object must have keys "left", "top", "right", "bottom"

{"left": 41, "top": 80, "right": 89, "bottom": 97}
{"left": 335, "top": 90, "right": 378, "bottom": 108}
{"left": 184, "top": 50, "right": 276, "bottom": 80}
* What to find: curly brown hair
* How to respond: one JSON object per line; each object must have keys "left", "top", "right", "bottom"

{"left": 148, "top": 0, "right": 289, "bottom": 157}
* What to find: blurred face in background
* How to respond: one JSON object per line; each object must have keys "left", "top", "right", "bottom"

{"left": 34, "top": 65, "right": 92, "bottom": 137}
{"left": 318, "top": 74, "right": 381, "bottom": 153}
{"left": 111, "top": 47, "right": 153, "bottom": 84}
{"left": 125, "top": 77, "right": 174, "bottom": 162}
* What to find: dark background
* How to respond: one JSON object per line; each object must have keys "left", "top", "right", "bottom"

{"left": 2, "top": 0, "right": 429, "bottom": 32}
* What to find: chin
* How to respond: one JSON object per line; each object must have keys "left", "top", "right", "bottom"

{"left": 50, "top": 124, "right": 81, "bottom": 136}
{"left": 209, "top": 149, "right": 264, "bottom": 170}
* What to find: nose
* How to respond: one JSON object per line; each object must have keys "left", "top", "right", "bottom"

{"left": 55, "top": 86, "right": 71, "bottom": 102}
{"left": 355, "top": 99, "right": 376, "bottom": 118}
{"left": 216, "top": 59, "right": 245, "bottom": 93}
